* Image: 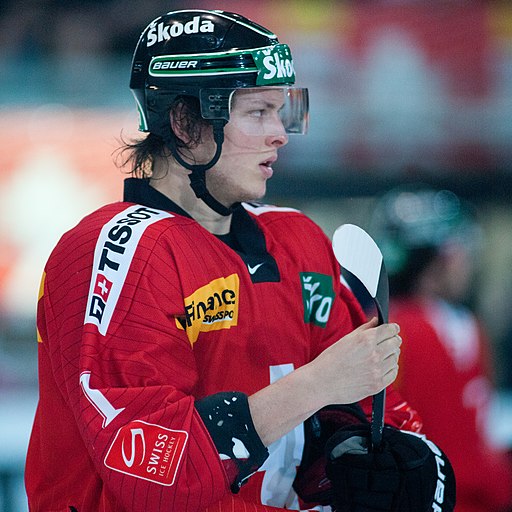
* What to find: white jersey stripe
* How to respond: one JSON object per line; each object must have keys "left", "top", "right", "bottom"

{"left": 243, "top": 203, "right": 300, "bottom": 216}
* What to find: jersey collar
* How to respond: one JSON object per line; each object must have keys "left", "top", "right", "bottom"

{"left": 123, "top": 178, "right": 280, "bottom": 283}
{"left": 123, "top": 177, "right": 191, "bottom": 218}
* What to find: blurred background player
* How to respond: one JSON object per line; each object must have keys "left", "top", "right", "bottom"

{"left": 368, "top": 185, "right": 512, "bottom": 512}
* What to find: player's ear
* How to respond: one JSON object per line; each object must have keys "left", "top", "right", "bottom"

{"left": 170, "top": 100, "right": 193, "bottom": 145}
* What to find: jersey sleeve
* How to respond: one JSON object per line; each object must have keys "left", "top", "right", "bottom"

{"left": 60, "top": 226, "right": 235, "bottom": 510}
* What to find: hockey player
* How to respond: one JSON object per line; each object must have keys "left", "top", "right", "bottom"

{"left": 25, "top": 10, "right": 455, "bottom": 512}
{"left": 370, "top": 186, "right": 512, "bottom": 512}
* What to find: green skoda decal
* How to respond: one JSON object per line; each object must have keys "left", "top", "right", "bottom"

{"left": 251, "top": 44, "right": 295, "bottom": 85}
{"left": 148, "top": 44, "right": 295, "bottom": 85}
{"left": 300, "top": 272, "right": 335, "bottom": 328}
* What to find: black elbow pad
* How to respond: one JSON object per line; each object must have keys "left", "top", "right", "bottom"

{"left": 196, "top": 392, "right": 269, "bottom": 493}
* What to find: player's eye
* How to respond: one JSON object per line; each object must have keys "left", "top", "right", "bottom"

{"left": 248, "top": 109, "right": 266, "bottom": 118}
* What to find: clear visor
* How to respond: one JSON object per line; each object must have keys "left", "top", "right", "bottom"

{"left": 217, "top": 87, "right": 308, "bottom": 136}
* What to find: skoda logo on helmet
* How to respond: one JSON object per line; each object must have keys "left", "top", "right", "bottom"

{"left": 146, "top": 15, "right": 215, "bottom": 47}
{"left": 253, "top": 44, "right": 296, "bottom": 85}
{"left": 261, "top": 47, "right": 295, "bottom": 82}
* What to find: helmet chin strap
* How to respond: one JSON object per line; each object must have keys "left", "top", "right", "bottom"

{"left": 167, "top": 120, "right": 236, "bottom": 217}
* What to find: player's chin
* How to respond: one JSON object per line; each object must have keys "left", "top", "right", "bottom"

{"left": 244, "top": 184, "right": 267, "bottom": 202}
{"left": 234, "top": 182, "right": 267, "bottom": 204}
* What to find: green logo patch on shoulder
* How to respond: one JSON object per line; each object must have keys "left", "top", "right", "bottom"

{"left": 300, "top": 272, "right": 335, "bottom": 327}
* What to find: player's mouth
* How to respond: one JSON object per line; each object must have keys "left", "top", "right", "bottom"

{"left": 259, "top": 156, "right": 277, "bottom": 178}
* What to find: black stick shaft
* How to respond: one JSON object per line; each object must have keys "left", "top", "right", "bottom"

{"left": 371, "top": 271, "right": 389, "bottom": 451}
{"left": 371, "top": 390, "right": 385, "bottom": 450}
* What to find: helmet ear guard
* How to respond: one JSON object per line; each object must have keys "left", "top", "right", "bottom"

{"left": 199, "top": 89, "right": 232, "bottom": 122}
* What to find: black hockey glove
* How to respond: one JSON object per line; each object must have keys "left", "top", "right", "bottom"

{"left": 293, "top": 404, "right": 371, "bottom": 506}
{"left": 324, "top": 424, "right": 456, "bottom": 512}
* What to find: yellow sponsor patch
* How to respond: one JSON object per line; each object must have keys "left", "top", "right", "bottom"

{"left": 176, "top": 274, "right": 239, "bottom": 345}
{"left": 38, "top": 271, "right": 45, "bottom": 301}
{"left": 37, "top": 272, "right": 46, "bottom": 343}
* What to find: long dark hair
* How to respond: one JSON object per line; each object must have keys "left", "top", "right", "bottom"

{"left": 116, "top": 95, "right": 208, "bottom": 178}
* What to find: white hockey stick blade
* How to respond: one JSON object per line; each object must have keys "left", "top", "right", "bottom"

{"left": 332, "top": 223, "right": 389, "bottom": 451}
{"left": 332, "top": 224, "right": 383, "bottom": 299}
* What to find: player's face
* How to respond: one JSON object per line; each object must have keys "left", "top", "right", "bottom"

{"left": 205, "top": 88, "right": 289, "bottom": 206}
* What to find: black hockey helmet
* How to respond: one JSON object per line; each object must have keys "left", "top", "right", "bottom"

{"left": 368, "top": 185, "right": 480, "bottom": 280}
{"left": 129, "top": 10, "right": 308, "bottom": 214}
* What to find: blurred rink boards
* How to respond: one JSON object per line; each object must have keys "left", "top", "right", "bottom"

{"left": 0, "top": 109, "right": 131, "bottom": 318}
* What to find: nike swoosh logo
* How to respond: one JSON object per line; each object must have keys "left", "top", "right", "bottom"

{"left": 247, "top": 263, "right": 264, "bottom": 275}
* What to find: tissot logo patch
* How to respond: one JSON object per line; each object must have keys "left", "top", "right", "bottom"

{"left": 104, "top": 420, "right": 188, "bottom": 486}
{"left": 176, "top": 274, "right": 239, "bottom": 344}
{"left": 85, "top": 205, "right": 173, "bottom": 335}
{"left": 300, "top": 272, "right": 334, "bottom": 327}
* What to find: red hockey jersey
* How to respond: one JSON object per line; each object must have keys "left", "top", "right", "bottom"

{"left": 391, "top": 297, "right": 512, "bottom": 512}
{"left": 25, "top": 179, "right": 418, "bottom": 512}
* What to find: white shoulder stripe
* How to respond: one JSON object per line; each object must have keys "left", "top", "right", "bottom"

{"left": 84, "top": 205, "right": 173, "bottom": 335}
{"left": 242, "top": 202, "right": 301, "bottom": 216}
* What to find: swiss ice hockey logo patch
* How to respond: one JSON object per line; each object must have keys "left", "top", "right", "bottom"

{"left": 300, "top": 272, "right": 334, "bottom": 327}
{"left": 104, "top": 420, "right": 188, "bottom": 486}
{"left": 85, "top": 205, "right": 173, "bottom": 335}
